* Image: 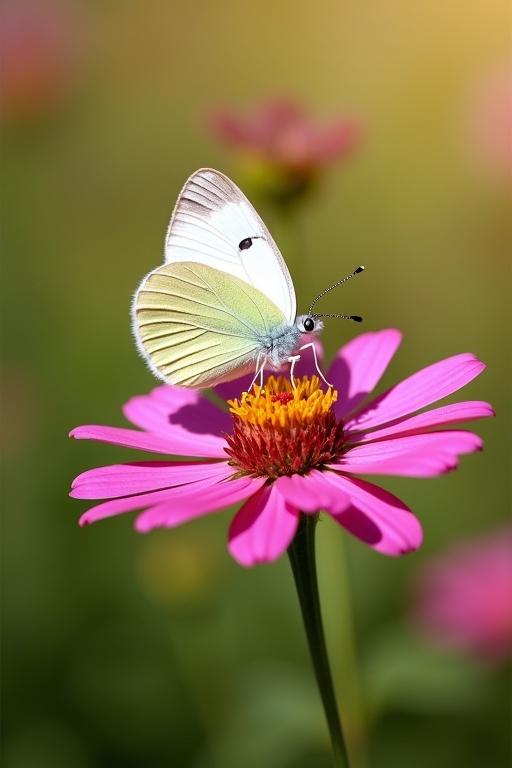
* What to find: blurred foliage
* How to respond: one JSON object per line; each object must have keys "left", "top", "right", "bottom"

{"left": 1, "top": 1, "right": 511, "bottom": 767}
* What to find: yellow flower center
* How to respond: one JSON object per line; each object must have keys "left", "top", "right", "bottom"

{"left": 228, "top": 375, "right": 338, "bottom": 428}
{"left": 225, "top": 376, "right": 345, "bottom": 479}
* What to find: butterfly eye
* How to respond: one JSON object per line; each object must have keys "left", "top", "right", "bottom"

{"left": 239, "top": 238, "right": 253, "bottom": 250}
{"left": 303, "top": 317, "right": 315, "bottom": 332}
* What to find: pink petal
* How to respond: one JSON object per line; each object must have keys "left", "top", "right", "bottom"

{"left": 78, "top": 463, "right": 234, "bottom": 526}
{"left": 228, "top": 484, "right": 300, "bottom": 567}
{"left": 321, "top": 473, "right": 423, "bottom": 555}
{"left": 70, "top": 423, "right": 227, "bottom": 459}
{"left": 209, "top": 110, "right": 256, "bottom": 146}
{"left": 122, "top": 384, "right": 231, "bottom": 457}
{"left": 276, "top": 470, "right": 350, "bottom": 513}
{"left": 135, "top": 475, "right": 265, "bottom": 533}
{"left": 351, "top": 401, "right": 495, "bottom": 442}
{"left": 71, "top": 460, "right": 226, "bottom": 500}
{"left": 346, "top": 353, "right": 486, "bottom": 432}
{"left": 327, "top": 329, "right": 402, "bottom": 419}
{"left": 331, "top": 431, "right": 483, "bottom": 477}
{"left": 314, "top": 120, "right": 360, "bottom": 162}
{"left": 215, "top": 374, "right": 256, "bottom": 402}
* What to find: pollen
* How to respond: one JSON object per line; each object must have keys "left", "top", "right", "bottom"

{"left": 225, "top": 376, "right": 345, "bottom": 479}
{"left": 228, "top": 375, "right": 338, "bottom": 429}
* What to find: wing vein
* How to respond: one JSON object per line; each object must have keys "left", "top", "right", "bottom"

{"left": 166, "top": 241, "right": 235, "bottom": 263}
{"left": 180, "top": 265, "right": 262, "bottom": 336}
{"left": 170, "top": 347, "right": 257, "bottom": 382}
{"left": 173, "top": 211, "right": 235, "bottom": 249}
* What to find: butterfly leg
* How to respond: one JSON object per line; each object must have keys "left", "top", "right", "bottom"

{"left": 288, "top": 355, "right": 301, "bottom": 389}
{"left": 259, "top": 362, "right": 265, "bottom": 388}
{"left": 249, "top": 354, "right": 266, "bottom": 391}
{"left": 298, "top": 342, "right": 333, "bottom": 388}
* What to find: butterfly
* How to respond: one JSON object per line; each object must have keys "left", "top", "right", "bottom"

{"left": 132, "top": 168, "right": 363, "bottom": 390}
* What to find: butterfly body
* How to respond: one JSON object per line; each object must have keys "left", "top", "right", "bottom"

{"left": 132, "top": 168, "right": 324, "bottom": 389}
{"left": 257, "top": 321, "right": 302, "bottom": 367}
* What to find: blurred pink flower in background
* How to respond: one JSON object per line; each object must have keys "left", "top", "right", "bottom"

{"left": 413, "top": 528, "right": 512, "bottom": 662}
{"left": 70, "top": 330, "right": 492, "bottom": 567}
{"left": 209, "top": 99, "right": 361, "bottom": 206}
{"left": 0, "top": 0, "right": 80, "bottom": 123}
{"left": 466, "top": 64, "right": 512, "bottom": 185}
{"left": 211, "top": 99, "right": 360, "bottom": 174}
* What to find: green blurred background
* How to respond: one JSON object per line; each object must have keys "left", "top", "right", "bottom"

{"left": 2, "top": 1, "right": 511, "bottom": 766}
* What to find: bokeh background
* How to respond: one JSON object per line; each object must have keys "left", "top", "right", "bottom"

{"left": 2, "top": 1, "right": 511, "bottom": 766}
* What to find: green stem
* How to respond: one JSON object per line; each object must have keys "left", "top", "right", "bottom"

{"left": 320, "top": 524, "right": 368, "bottom": 768}
{"left": 288, "top": 513, "right": 351, "bottom": 767}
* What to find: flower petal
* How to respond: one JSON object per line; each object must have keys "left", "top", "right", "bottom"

{"left": 314, "top": 120, "right": 360, "bottom": 162}
{"left": 70, "top": 423, "right": 227, "bottom": 459}
{"left": 327, "top": 329, "right": 402, "bottom": 419}
{"left": 214, "top": 374, "right": 256, "bottom": 402}
{"left": 78, "top": 462, "right": 234, "bottom": 526}
{"left": 345, "top": 353, "right": 486, "bottom": 432}
{"left": 331, "top": 431, "right": 483, "bottom": 477}
{"left": 228, "top": 484, "right": 300, "bottom": 567}
{"left": 351, "top": 401, "right": 495, "bottom": 442}
{"left": 321, "top": 473, "right": 423, "bottom": 555}
{"left": 123, "top": 384, "right": 231, "bottom": 457}
{"left": 276, "top": 470, "right": 350, "bottom": 513}
{"left": 71, "top": 460, "right": 226, "bottom": 500}
{"left": 135, "top": 475, "right": 265, "bottom": 533}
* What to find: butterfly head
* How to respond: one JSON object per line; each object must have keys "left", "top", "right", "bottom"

{"left": 296, "top": 315, "right": 324, "bottom": 335}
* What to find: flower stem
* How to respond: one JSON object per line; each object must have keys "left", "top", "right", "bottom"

{"left": 288, "top": 513, "right": 351, "bottom": 767}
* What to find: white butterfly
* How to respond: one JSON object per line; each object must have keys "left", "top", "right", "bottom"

{"left": 132, "top": 168, "right": 362, "bottom": 389}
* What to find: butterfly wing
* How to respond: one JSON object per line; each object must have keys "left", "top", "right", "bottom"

{"left": 164, "top": 168, "right": 296, "bottom": 324}
{"left": 133, "top": 261, "right": 287, "bottom": 388}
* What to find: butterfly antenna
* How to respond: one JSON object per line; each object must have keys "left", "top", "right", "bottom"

{"left": 308, "top": 266, "right": 365, "bottom": 315}
{"left": 313, "top": 313, "right": 363, "bottom": 322}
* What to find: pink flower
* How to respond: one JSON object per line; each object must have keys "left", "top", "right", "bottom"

{"left": 466, "top": 65, "right": 512, "bottom": 185}
{"left": 0, "top": 0, "right": 80, "bottom": 123}
{"left": 413, "top": 528, "right": 512, "bottom": 662}
{"left": 209, "top": 99, "right": 360, "bottom": 175}
{"left": 70, "top": 330, "right": 493, "bottom": 567}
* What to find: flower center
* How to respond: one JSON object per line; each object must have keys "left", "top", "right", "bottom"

{"left": 224, "top": 375, "right": 345, "bottom": 479}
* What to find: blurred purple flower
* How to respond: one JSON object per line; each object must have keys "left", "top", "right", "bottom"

{"left": 0, "top": 0, "right": 80, "bottom": 123}
{"left": 208, "top": 99, "right": 361, "bottom": 206}
{"left": 466, "top": 65, "right": 512, "bottom": 185}
{"left": 210, "top": 99, "right": 360, "bottom": 173}
{"left": 414, "top": 528, "right": 512, "bottom": 662}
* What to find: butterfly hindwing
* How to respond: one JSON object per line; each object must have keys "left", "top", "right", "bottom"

{"left": 133, "top": 261, "right": 287, "bottom": 388}
{"left": 164, "top": 168, "right": 296, "bottom": 324}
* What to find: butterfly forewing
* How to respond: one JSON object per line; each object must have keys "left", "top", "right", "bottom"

{"left": 164, "top": 169, "right": 296, "bottom": 324}
{"left": 133, "top": 261, "right": 286, "bottom": 388}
